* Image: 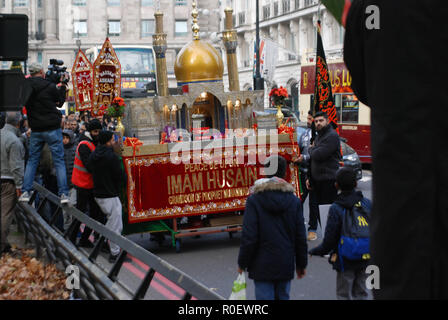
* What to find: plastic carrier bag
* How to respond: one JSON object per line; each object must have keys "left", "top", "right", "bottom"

{"left": 229, "top": 273, "right": 247, "bottom": 300}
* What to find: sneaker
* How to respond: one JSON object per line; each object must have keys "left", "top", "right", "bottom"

{"left": 60, "top": 194, "right": 70, "bottom": 205}
{"left": 108, "top": 253, "right": 118, "bottom": 263}
{"left": 18, "top": 191, "right": 30, "bottom": 202}
{"left": 307, "top": 231, "right": 317, "bottom": 241}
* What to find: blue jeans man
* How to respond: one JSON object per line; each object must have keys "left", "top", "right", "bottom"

{"left": 21, "top": 128, "right": 69, "bottom": 202}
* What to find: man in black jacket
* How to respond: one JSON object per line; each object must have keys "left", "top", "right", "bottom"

{"left": 89, "top": 130, "right": 127, "bottom": 263}
{"left": 238, "top": 155, "right": 307, "bottom": 300}
{"left": 306, "top": 111, "right": 341, "bottom": 241}
{"left": 19, "top": 63, "right": 70, "bottom": 204}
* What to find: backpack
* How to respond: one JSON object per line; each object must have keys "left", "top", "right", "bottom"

{"left": 338, "top": 201, "right": 370, "bottom": 271}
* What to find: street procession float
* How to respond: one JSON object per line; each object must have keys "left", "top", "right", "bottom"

{"left": 71, "top": 2, "right": 303, "bottom": 252}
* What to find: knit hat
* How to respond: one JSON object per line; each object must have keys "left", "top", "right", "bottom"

{"left": 28, "top": 63, "right": 43, "bottom": 75}
{"left": 98, "top": 130, "right": 114, "bottom": 145}
{"left": 88, "top": 119, "right": 102, "bottom": 131}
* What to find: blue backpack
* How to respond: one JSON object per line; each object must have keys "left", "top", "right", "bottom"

{"left": 338, "top": 201, "right": 371, "bottom": 271}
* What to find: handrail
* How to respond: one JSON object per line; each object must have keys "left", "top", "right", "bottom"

{"left": 15, "top": 182, "right": 225, "bottom": 300}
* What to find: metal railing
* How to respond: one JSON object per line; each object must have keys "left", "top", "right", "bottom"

{"left": 15, "top": 183, "right": 224, "bottom": 300}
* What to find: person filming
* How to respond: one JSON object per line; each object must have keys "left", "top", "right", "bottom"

{"left": 19, "top": 62, "right": 70, "bottom": 204}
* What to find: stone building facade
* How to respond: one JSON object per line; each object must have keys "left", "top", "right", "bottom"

{"left": 217, "top": 0, "right": 344, "bottom": 116}
{"left": 0, "top": 0, "right": 221, "bottom": 88}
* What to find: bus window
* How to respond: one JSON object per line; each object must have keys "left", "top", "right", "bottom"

{"left": 335, "top": 93, "right": 359, "bottom": 123}
{"left": 115, "top": 48, "right": 155, "bottom": 75}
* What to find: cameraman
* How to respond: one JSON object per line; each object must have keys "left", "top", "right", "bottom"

{"left": 19, "top": 63, "right": 70, "bottom": 204}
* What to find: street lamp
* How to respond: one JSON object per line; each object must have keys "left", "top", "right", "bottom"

{"left": 254, "top": 0, "right": 264, "bottom": 91}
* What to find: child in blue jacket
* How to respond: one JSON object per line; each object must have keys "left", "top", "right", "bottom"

{"left": 309, "top": 167, "right": 372, "bottom": 300}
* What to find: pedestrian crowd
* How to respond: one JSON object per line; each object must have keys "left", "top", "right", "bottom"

{"left": 1, "top": 63, "right": 126, "bottom": 263}
{"left": 237, "top": 111, "right": 372, "bottom": 301}
{"left": 1, "top": 63, "right": 372, "bottom": 300}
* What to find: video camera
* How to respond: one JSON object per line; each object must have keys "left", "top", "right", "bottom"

{"left": 45, "top": 59, "right": 70, "bottom": 85}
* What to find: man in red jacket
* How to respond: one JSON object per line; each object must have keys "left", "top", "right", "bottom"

{"left": 71, "top": 119, "right": 104, "bottom": 247}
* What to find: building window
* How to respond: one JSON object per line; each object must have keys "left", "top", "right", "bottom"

{"left": 37, "top": 0, "right": 43, "bottom": 8}
{"left": 73, "top": 0, "right": 86, "bottom": 6}
{"left": 107, "top": 0, "right": 120, "bottom": 6}
{"left": 1, "top": 0, "right": 5, "bottom": 8}
{"left": 13, "top": 0, "right": 28, "bottom": 7}
{"left": 175, "top": 0, "right": 187, "bottom": 5}
{"left": 37, "top": 19, "right": 43, "bottom": 33}
{"left": 263, "top": 5, "right": 270, "bottom": 20}
{"left": 37, "top": 52, "right": 43, "bottom": 64}
{"left": 282, "top": 0, "right": 290, "bottom": 13}
{"left": 304, "top": 0, "right": 318, "bottom": 7}
{"left": 238, "top": 12, "right": 246, "bottom": 25}
{"left": 141, "top": 0, "right": 153, "bottom": 6}
{"left": 108, "top": 20, "right": 121, "bottom": 36}
{"left": 74, "top": 20, "right": 87, "bottom": 37}
{"left": 273, "top": 2, "right": 279, "bottom": 16}
{"left": 141, "top": 19, "right": 154, "bottom": 37}
{"left": 175, "top": 20, "right": 188, "bottom": 37}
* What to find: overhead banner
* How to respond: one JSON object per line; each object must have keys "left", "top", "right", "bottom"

{"left": 123, "top": 142, "right": 301, "bottom": 223}
{"left": 92, "top": 37, "right": 121, "bottom": 117}
{"left": 71, "top": 50, "right": 94, "bottom": 112}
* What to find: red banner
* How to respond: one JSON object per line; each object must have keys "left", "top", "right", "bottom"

{"left": 92, "top": 38, "right": 121, "bottom": 117}
{"left": 123, "top": 142, "right": 301, "bottom": 224}
{"left": 71, "top": 50, "right": 94, "bottom": 112}
{"left": 300, "top": 62, "right": 353, "bottom": 95}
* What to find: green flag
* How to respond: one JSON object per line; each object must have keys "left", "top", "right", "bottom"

{"left": 321, "top": 0, "right": 353, "bottom": 27}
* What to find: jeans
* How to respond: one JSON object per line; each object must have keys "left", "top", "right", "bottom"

{"left": 254, "top": 280, "right": 291, "bottom": 300}
{"left": 72, "top": 187, "right": 105, "bottom": 244}
{"left": 22, "top": 129, "right": 69, "bottom": 197}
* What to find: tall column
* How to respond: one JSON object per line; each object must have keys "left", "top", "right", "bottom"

{"left": 222, "top": 7, "right": 240, "bottom": 92}
{"left": 152, "top": 11, "right": 169, "bottom": 97}
{"left": 45, "top": 0, "right": 58, "bottom": 41}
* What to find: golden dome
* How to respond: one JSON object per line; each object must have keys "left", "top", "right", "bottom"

{"left": 174, "top": 39, "right": 224, "bottom": 85}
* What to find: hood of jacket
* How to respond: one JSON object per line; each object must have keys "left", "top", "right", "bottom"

{"left": 62, "top": 129, "right": 75, "bottom": 147}
{"left": 90, "top": 145, "right": 113, "bottom": 162}
{"left": 334, "top": 190, "right": 364, "bottom": 209}
{"left": 250, "top": 177, "right": 296, "bottom": 215}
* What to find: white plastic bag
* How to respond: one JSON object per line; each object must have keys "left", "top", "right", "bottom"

{"left": 229, "top": 273, "right": 247, "bottom": 300}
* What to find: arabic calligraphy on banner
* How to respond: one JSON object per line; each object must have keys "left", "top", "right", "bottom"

{"left": 71, "top": 50, "right": 94, "bottom": 112}
{"left": 92, "top": 37, "right": 121, "bottom": 117}
{"left": 300, "top": 62, "right": 353, "bottom": 95}
{"left": 123, "top": 143, "right": 301, "bottom": 223}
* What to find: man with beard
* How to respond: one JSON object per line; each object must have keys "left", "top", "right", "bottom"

{"left": 306, "top": 111, "right": 341, "bottom": 240}
{"left": 70, "top": 119, "right": 104, "bottom": 247}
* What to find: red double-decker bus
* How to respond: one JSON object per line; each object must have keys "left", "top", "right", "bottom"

{"left": 299, "top": 59, "right": 371, "bottom": 164}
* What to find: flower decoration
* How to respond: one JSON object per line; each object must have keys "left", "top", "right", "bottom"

{"left": 106, "top": 97, "right": 126, "bottom": 118}
{"left": 269, "top": 86, "right": 288, "bottom": 106}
